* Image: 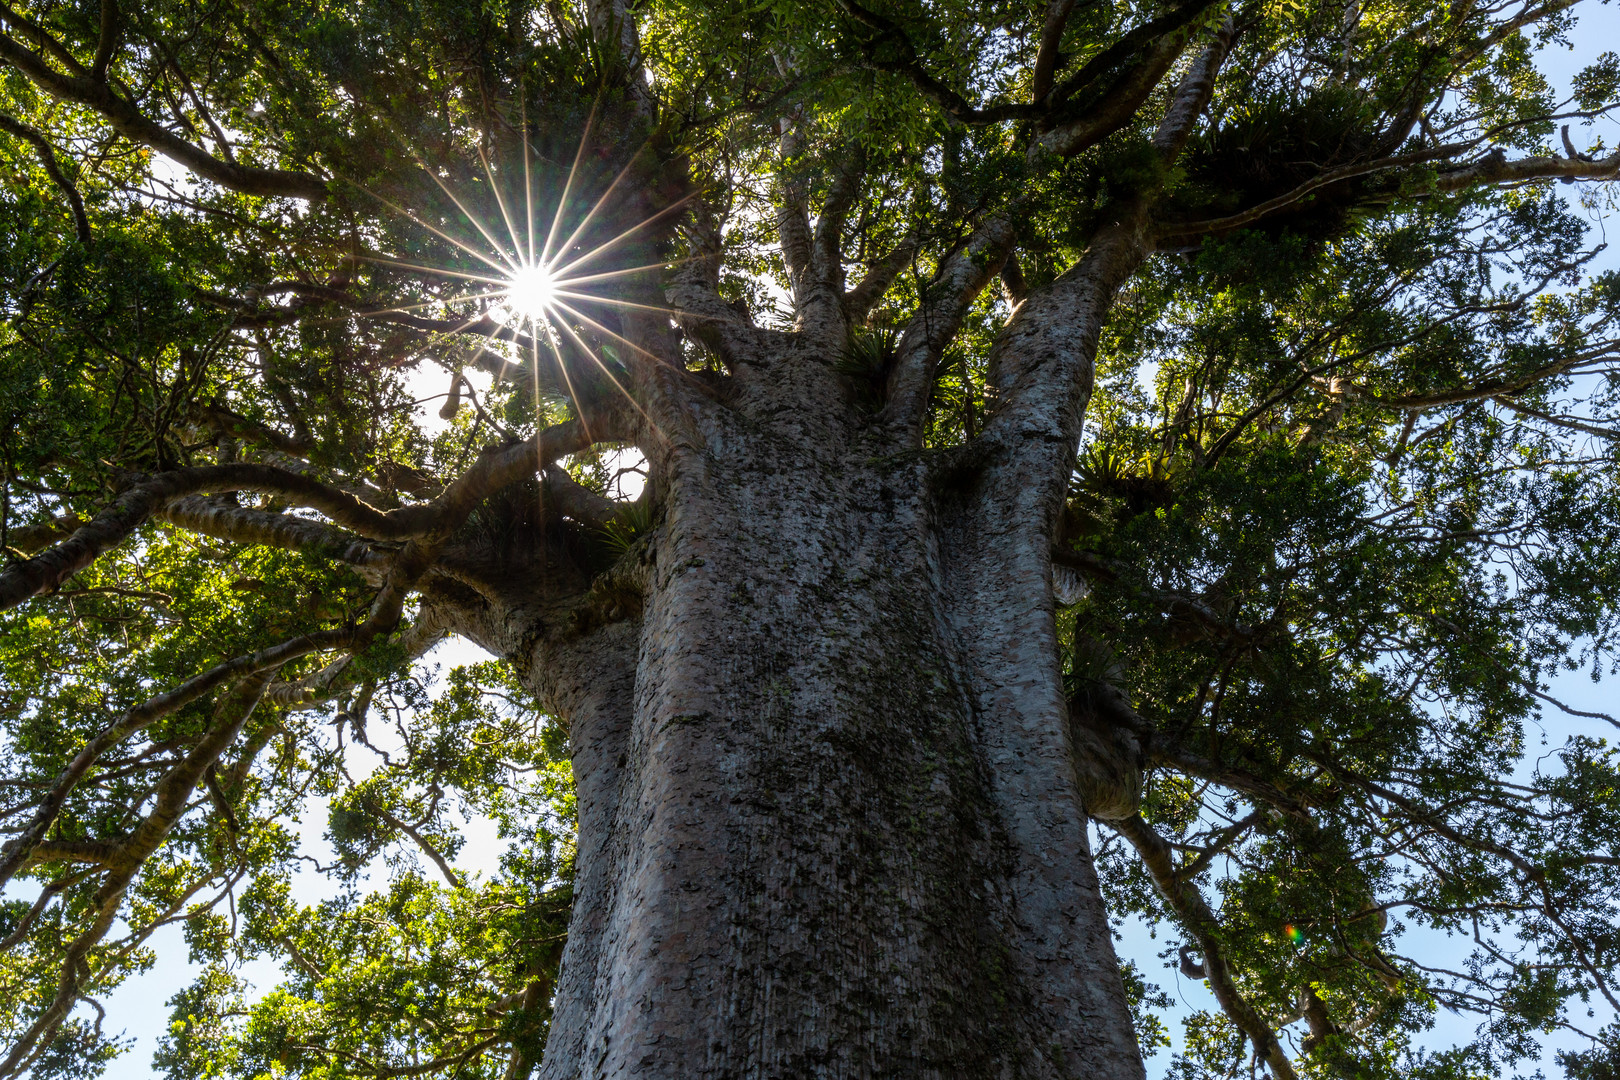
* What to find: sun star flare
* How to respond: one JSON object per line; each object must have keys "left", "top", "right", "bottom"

{"left": 505, "top": 264, "right": 558, "bottom": 322}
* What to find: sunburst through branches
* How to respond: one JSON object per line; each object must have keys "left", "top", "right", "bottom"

{"left": 362, "top": 113, "right": 687, "bottom": 434}
{"left": 505, "top": 264, "right": 558, "bottom": 322}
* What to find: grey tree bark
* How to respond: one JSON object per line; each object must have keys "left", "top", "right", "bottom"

{"left": 437, "top": 275, "right": 1150, "bottom": 1077}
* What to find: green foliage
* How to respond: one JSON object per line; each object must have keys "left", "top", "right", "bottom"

{"left": 26, "top": 1022, "right": 127, "bottom": 1080}
{"left": 1120, "top": 960, "right": 1176, "bottom": 1059}
{"left": 2, "top": 0, "right": 1619, "bottom": 1075}
{"left": 144, "top": 661, "right": 577, "bottom": 1080}
{"left": 1073, "top": 176, "right": 1620, "bottom": 1077}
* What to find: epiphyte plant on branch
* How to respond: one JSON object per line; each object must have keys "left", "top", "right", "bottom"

{"left": 1, "top": 0, "right": 1620, "bottom": 1076}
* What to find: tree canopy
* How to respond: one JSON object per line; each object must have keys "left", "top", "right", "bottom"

{"left": 2, "top": 0, "right": 1620, "bottom": 1077}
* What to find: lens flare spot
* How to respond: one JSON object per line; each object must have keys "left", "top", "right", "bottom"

{"left": 1284, "top": 924, "right": 1304, "bottom": 945}
{"left": 506, "top": 264, "right": 556, "bottom": 320}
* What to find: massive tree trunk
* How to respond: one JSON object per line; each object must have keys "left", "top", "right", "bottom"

{"left": 480, "top": 337, "right": 1146, "bottom": 1079}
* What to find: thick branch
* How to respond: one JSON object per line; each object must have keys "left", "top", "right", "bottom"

{"left": 667, "top": 206, "right": 767, "bottom": 365}
{"left": 1, "top": 421, "right": 600, "bottom": 612}
{"left": 1359, "top": 340, "right": 1612, "bottom": 410}
{"left": 0, "top": 672, "right": 273, "bottom": 1079}
{"left": 0, "top": 29, "right": 327, "bottom": 200}
{"left": 843, "top": 228, "right": 919, "bottom": 324}
{"left": 0, "top": 632, "right": 343, "bottom": 888}
{"left": 1114, "top": 814, "right": 1302, "bottom": 1080}
{"left": 1068, "top": 668, "right": 1151, "bottom": 821}
{"left": 1046, "top": 0, "right": 1222, "bottom": 112}
{"left": 1031, "top": 0, "right": 1080, "bottom": 103}
{"left": 773, "top": 101, "right": 817, "bottom": 320}
{"left": 156, "top": 498, "right": 386, "bottom": 568}
{"left": 1151, "top": 741, "right": 1315, "bottom": 820}
{"left": 1149, "top": 16, "right": 1235, "bottom": 161}
{"left": 1160, "top": 143, "right": 1620, "bottom": 248}
{"left": 0, "top": 453, "right": 507, "bottom": 890}
{"left": 1033, "top": 30, "right": 1191, "bottom": 159}
{"left": 774, "top": 142, "right": 865, "bottom": 341}
{"left": 116, "top": 676, "right": 273, "bottom": 870}
{"left": 810, "top": 148, "right": 865, "bottom": 302}
{"left": 0, "top": 3, "right": 85, "bottom": 74}
{"left": 1000, "top": 250, "right": 1029, "bottom": 308}
{"left": 586, "top": 0, "right": 654, "bottom": 117}
{"left": 20, "top": 839, "right": 122, "bottom": 869}
{"left": 543, "top": 469, "right": 620, "bottom": 531}
{"left": 0, "top": 431, "right": 588, "bottom": 898}
{"left": 90, "top": 0, "right": 116, "bottom": 80}
{"left": 1434, "top": 145, "right": 1620, "bottom": 190}
{"left": 982, "top": 206, "right": 1151, "bottom": 445}
{"left": 0, "top": 465, "right": 408, "bottom": 610}
{"left": 5, "top": 514, "right": 84, "bottom": 555}
{"left": 0, "top": 110, "right": 89, "bottom": 240}
{"left": 881, "top": 213, "right": 1018, "bottom": 432}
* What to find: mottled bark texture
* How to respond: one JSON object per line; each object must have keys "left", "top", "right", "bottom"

{"left": 454, "top": 320, "right": 1148, "bottom": 1078}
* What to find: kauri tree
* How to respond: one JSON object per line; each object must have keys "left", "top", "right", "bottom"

{"left": 2, "top": 0, "right": 1620, "bottom": 1076}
